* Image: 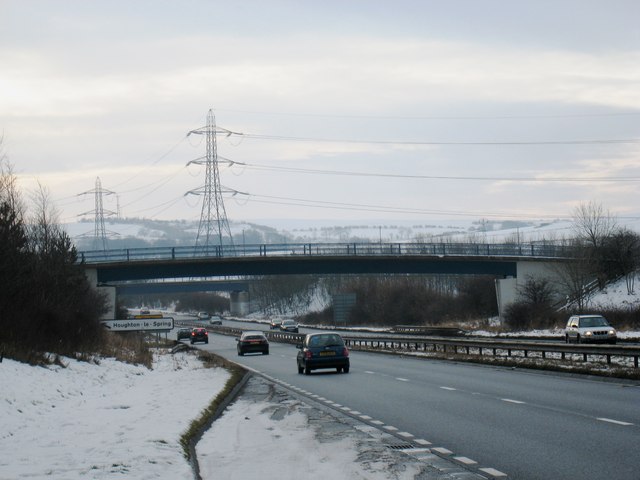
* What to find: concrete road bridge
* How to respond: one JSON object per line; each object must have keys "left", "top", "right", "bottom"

{"left": 79, "top": 242, "right": 576, "bottom": 319}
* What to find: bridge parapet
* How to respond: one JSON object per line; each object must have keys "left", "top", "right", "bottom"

{"left": 78, "top": 242, "right": 577, "bottom": 264}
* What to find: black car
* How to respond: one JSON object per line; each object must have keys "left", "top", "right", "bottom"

{"left": 297, "top": 333, "right": 349, "bottom": 375}
{"left": 190, "top": 327, "right": 209, "bottom": 344}
{"left": 237, "top": 331, "right": 269, "bottom": 356}
{"left": 176, "top": 328, "right": 191, "bottom": 341}
{"left": 280, "top": 319, "right": 299, "bottom": 333}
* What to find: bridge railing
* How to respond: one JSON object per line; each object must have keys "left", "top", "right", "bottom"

{"left": 77, "top": 242, "right": 577, "bottom": 264}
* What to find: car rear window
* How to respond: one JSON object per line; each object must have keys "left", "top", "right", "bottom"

{"left": 307, "top": 334, "right": 343, "bottom": 347}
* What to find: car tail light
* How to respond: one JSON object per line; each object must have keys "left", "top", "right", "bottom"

{"left": 305, "top": 349, "right": 312, "bottom": 359}
{"left": 342, "top": 347, "right": 349, "bottom": 357}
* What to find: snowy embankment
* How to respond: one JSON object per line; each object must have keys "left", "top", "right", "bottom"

{"left": 0, "top": 351, "right": 229, "bottom": 479}
{"left": 1, "top": 349, "right": 411, "bottom": 480}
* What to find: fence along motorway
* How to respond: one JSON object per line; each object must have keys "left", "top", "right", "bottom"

{"left": 193, "top": 324, "right": 640, "bottom": 369}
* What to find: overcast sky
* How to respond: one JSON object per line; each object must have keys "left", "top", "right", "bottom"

{"left": 1, "top": 0, "right": 639, "bottom": 229}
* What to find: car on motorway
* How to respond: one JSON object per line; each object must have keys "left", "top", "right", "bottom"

{"left": 209, "top": 315, "right": 223, "bottom": 325}
{"left": 197, "top": 312, "right": 211, "bottom": 320}
{"left": 190, "top": 327, "right": 209, "bottom": 344}
{"left": 297, "top": 333, "right": 349, "bottom": 375}
{"left": 237, "top": 331, "right": 269, "bottom": 356}
{"left": 279, "top": 319, "right": 299, "bottom": 333}
{"left": 269, "top": 319, "right": 282, "bottom": 330}
{"left": 176, "top": 328, "right": 191, "bottom": 341}
{"left": 564, "top": 314, "right": 617, "bottom": 344}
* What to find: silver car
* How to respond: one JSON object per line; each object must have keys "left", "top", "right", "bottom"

{"left": 565, "top": 314, "right": 617, "bottom": 344}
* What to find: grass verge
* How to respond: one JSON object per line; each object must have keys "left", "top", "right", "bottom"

{"left": 179, "top": 350, "right": 248, "bottom": 460}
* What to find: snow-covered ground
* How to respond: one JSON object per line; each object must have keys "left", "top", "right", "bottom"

{"left": 0, "top": 349, "right": 423, "bottom": 480}
{"left": 1, "top": 351, "right": 229, "bottom": 479}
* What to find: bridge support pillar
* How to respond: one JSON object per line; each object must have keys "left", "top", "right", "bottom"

{"left": 85, "top": 268, "right": 117, "bottom": 320}
{"left": 496, "top": 261, "right": 568, "bottom": 323}
{"left": 495, "top": 277, "right": 517, "bottom": 323}
{"left": 230, "top": 291, "right": 250, "bottom": 316}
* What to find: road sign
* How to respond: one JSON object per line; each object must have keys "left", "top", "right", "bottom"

{"left": 101, "top": 317, "right": 174, "bottom": 332}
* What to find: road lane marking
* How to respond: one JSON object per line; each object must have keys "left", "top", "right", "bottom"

{"left": 479, "top": 467, "right": 508, "bottom": 477}
{"left": 395, "top": 377, "right": 409, "bottom": 382}
{"left": 414, "top": 439, "right": 432, "bottom": 446}
{"left": 454, "top": 456, "right": 478, "bottom": 465}
{"left": 501, "top": 398, "right": 526, "bottom": 404}
{"left": 432, "top": 447, "right": 453, "bottom": 455}
{"left": 597, "top": 417, "right": 634, "bottom": 426}
{"left": 365, "top": 371, "right": 376, "bottom": 374}
{"left": 440, "top": 386, "right": 457, "bottom": 391}
{"left": 383, "top": 425, "right": 398, "bottom": 431}
{"left": 398, "top": 431, "right": 414, "bottom": 438}
{"left": 371, "top": 420, "right": 384, "bottom": 425}
{"left": 359, "top": 415, "right": 373, "bottom": 420}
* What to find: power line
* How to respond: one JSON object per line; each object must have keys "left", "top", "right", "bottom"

{"left": 216, "top": 107, "right": 640, "bottom": 121}
{"left": 230, "top": 160, "right": 640, "bottom": 183}
{"left": 235, "top": 192, "right": 573, "bottom": 220}
{"left": 228, "top": 132, "right": 640, "bottom": 146}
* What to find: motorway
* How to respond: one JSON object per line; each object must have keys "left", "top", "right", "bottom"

{"left": 182, "top": 318, "right": 640, "bottom": 479}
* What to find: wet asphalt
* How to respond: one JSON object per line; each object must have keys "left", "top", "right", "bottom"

{"left": 222, "top": 375, "right": 489, "bottom": 480}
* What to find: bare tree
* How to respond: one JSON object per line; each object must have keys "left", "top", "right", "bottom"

{"left": 550, "top": 240, "right": 595, "bottom": 312}
{"left": 572, "top": 201, "right": 617, "bottom": 249}
{"left": 599, "top": 228, "right": 640, "bottom": 294}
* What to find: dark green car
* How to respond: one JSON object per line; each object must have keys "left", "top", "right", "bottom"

{"left": 176, "top": 328, "right": 191, "bottom": 341}
{"left": 297, "top": 333, "right": 350, "bottom": 375}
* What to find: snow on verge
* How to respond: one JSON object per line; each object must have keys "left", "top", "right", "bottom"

{"left": 0, "top": 351, "right": 230, "bottom": 479}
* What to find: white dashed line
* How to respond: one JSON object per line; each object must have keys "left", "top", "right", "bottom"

{"left": 365, "top": 371, "right": 376, "bottom": 374}
{"left": 454, "top": 456, "right": 478, "bottom": 465}
{"left": 383, "top": 425, "right": 398, "bottom": 432}
{"left": 395, "top": 377, "right": 409, "bottom": 382}
{"left": 597, "top": 417, "right": 634, "bottom": 426}
{"left": 432, "top": 447, "right": 453, "bottom": 455}
{"left": 351, "top": 410, "right": 361, "bottom": 415}
{"left": 414, "top": 439, "right": 432, "bottom": 446}
{"left": 340, "top": 406, "right": 351, "bottom": 412}
{"left": 398, "top": 431, "right": 414, "bottom": 438}
{"left": 440, "top": 386, "right": 457, "bottom": 391}
{"left": 479, "top": 467, "right": 508, "bottom": 477}
{"left": 371, "top": 420, "right": 384, "bottom": 426}
{"left": 501, "top": 398, "right": 526, "bottom": 404}
{"left": 359, "top": 415, "right": 373, "bottom": 421}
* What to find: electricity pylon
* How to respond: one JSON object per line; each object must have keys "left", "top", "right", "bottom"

{"left": 186, "top": 109, "right": 234, "bottom": 249}
{"left": 78, "top": 177, "right": 117, "bottom": 250}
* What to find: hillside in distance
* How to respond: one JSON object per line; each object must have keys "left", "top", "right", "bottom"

{"left": 66, "top": 217, "right": 571, "bottom": 252}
